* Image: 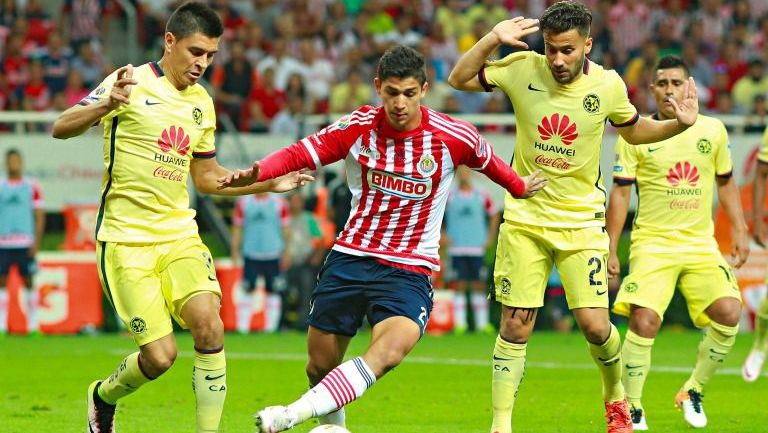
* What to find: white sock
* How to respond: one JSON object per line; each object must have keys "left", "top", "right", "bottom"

{"left": 0, "top": 288, "right": 7, "bottom": 332}
{"left": 453, "top": 291, "right": 467, "bottom": 329}
{"left": 24, "top": 288, "right": 38, "bottom": 332}
{"left": 317, "top": 407, "right": 346, "bottom": 426}
{"left": 236, "top": 290, "right": 253, "bottom": 333}
{"left": 289, "top": 357, "right": 376, "bottom": 422}
{"left": 265, "top": 293, "right": 281, "bottom": 332}
{"left": 471, "top": 292, "right": 489, "bottom": 330}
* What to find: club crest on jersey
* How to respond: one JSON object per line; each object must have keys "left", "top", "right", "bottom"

{"left": 417, "top": 153, "right": 438, "bottom": 177}
{"left": 94, "top": 86, "right": 106, "bottom": 96}
{"left": 192, "top": 107, "right": 203, "bottom": 126}
{"left": 696, "top": 138, "right": 712, "bottom": 154}
{"left": 360, "top": 144, "right": 381, "bottom": 161}
{"left": 583, "top": 93, "right": 600, "bottom": 113}
{"left": 336, "top": 115, "right": 351, "bottom": 130}
{"left": 368, "top": 169, "right": 432, "bottom": 199}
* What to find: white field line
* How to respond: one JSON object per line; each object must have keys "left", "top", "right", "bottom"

{"left": 111, "top": 350, "right": 767, "bottom": 378}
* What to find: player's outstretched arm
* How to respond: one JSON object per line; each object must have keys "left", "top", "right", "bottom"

{"left": 753, "top": 162, "right": 768, "bottom": 247}
{"left": 606, "top": 183, "right": 631, "bottom": 279}
{"left": 617, "top": 78, "right": 699, "bottom": 145}
{"left": 478, "top": 152, "right": 546, "bottom": 199}
{"left": 448, "top": 17, "right": 539, "bottom": 92}
{"left": 717, "top": 176, "right": 750, "bottom": 268}
{"left": 52, "top": 64, "right": 136, "bottom": 139}
{"left": 193, "top": 157, "right": 313, "bottom": 196}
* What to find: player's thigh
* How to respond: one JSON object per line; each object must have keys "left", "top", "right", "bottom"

{"left": 159, "top": 236, "right": 222, "bottom": 329}
{"left": 493, "top": 222, "right": 553, "bottom": 308}
{"left": 307, "top": 325, "right": 353, "bottom": 377}
{"left": 97, "top": 241, "right": 173, "bottom": 346}
{"left": 242, "top": 258, "right": 259, "bottom": 290}
{"left": 365, "top": 263, "right": 433, "bottom": 337}
{"left": 678, "top": 252, "right": 742, "bottom": 328}
{"left": 452, "top": 255, "right": 485, "bottom": 282}
{"left": 554, "top": 226, "right": 611, "bottom": 309}
{"left": 613, "top": 252, "right": 679, "bottom": 320}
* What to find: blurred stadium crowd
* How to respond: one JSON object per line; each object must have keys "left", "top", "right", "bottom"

{"left": 3, "top": 0, "right": 768, "bottom": 132}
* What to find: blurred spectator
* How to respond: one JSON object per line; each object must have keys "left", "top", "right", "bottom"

{"left": 243, "top": 22, "right": 267, "bottom": 65}
{"left": 317, "top": 21, "right": 354, "bottom": 64}
{"left": 336, "top": 46, "right": 373, "bottom": 83}
{"left": 211, "top": 39, "right": 255, "bottom": 130}
{"left": 298, "top": 38, "right": 334, "bottom": 112}
{"left": 247, "top": 0, "right": 280, "bottom": 39}
{"left": 443, "top": 93, "right": 462, "bottom": 114}
{"left": 41, "top": 32, "right": 72, "bottom": 94}
{"left": 60, "top": 0, "right": 111, "bottom": 51}
{"left": 609, "top": 0, "right": 652, "bottom": 56}
{"left": 70, "top": 43, "right": 103, "bottom": 88}
{"left": 329, "top": 68, "right": 372, "bottom": 113}
{"left": 246, "top": 67, "right": 285, "bottom": 133}
{"left": 715, "top": 90, "right": 736, "bottom": 114}
{"left": 707, "top": 71, "right": 732, "bottom": 112}
{"left": 0, "top": 0, "right": 18, "bottom": 29}
{"left": 63, "top": 69, "right": 88, "bottom": 107}
{"left": 327, "top": 1, "right": 354, "bottom": 35}
{"left": 481, "top": 95, "right": 508, "bottom": 133}
{"left": 691, "top": 0, "right": 727, "bottom": 43}
{"left": 327, "top": 167, "right": 352, "bottom": 236}
{"left": 732, "top": 59, "right": 768, "bottom": 113}
{"left": 0, "top": 70, "right": 9, "bottom": 111}
{"left": 754, "top": 14, "right": 768, "bottom": 53}
{"left": 714, "top": 40, "right": 749, "bottom": 91}
{"left": 362, "top": 0, "right": 395, "bottom": 37}
{"left": 2, "top": 34, "right": 29, "bottom": 91}
{"left": 289, "top": 0, "right": 322, "bottom": 38}
{"left": 374, "top": 13, "right": 422, "bottom": 49}
{"left": 22, "top": 0, "right": 52, "bottom": 47}
{"left": 624, "top": 41, "right": 659, "bottom": 89}
{"left": 465, "top": 0, "right": 507, "bottom": 28}
{"left": 745, "top": 94, "right": 768, "bottom": 133}
{"left": 655, "top": 17, "right": 682, "bottom": 58}
{"left": 682, "top": 40, "right": 714, "bottom": 89}
{"left": 210, "top": 0, "right": 246, "bottom": 40}
{"left": 422, "top": 63, "right": 452, "bottom": 112}
{"left": 426, "top": 21, "right": 459, "bottom": 80}
{"left": 458, "top": 18, "right": 490, "bottom": 54}
{"left": 270, "top": 95, "right": 306, "bottom": 138}
{"left": 19, "top": 60, "right": 49, "bottom": 113}
{"left": 257, "top": 38, "right": 303, "bottom": 91}
{"left": 435, "top": 0, "right": 468, "bottom": 39}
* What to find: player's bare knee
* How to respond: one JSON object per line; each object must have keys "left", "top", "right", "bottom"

{"left": 306, "top": 360, "right": 335, "bottom": 384}
{"left": 499, "top": 314, "right": 534, "bottom": 343}
{"left": 377, "top": 347, "right": 407, "bottom": 374}
{"left": 629, "top": 308, "right": 661, "bottom": 338}
{"left": 141, "top": 347, "right": 177, "bottom": 375}
{"left": 707, "top": 298, "right": 742, "bottom": 327}
{"left": 191, "top": 317, "right": 224, "bottom": 348}
{"left": 579, "top": 321, "right": 611, "bottom": 345}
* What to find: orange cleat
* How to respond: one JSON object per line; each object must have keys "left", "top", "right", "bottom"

{"left": 605, "top": 398, "right": 633, "bottom": 433}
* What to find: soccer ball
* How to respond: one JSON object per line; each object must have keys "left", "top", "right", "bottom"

{"left": 308, "top": 425, "right": 351, "bottom": 433}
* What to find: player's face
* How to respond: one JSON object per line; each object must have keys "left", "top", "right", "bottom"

{"left": 6, "top": 154, "right": 21, "bottom": 177}
{"left": 164, "top": 31, "right": 219, "bottom": 88}
{"left": 375, "top": 76, "right": 428, "bottom": 131}
{"left": 650, "top": 67, "right": 688, "bottom": 119}
{"left": 543, "top": 29, "right": 592, "bottom": 84}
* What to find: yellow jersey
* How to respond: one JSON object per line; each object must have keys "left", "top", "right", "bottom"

{"left": 612, "top": 114, "right": 733, "bottom": 252}
{"left": 79, "top": 62, "right": 217, "bottom": 243}
{"left": 758, "top": 126, "right": 768, "bottom": 163}
{"left": 481, "top": 51, "right": 639, "bottom": 228}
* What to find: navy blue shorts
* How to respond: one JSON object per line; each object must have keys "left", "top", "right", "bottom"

{"left": 0, "top": 248, "right": 34, "bottom": 277}
{"left": 243, "top": 258, "right": 281, "bottom": 293}
{"left": 451, "top": 255, "right": 486, "bottom": 281}
{"left": 308, "top": 250, "right": 434, "bottom": 337}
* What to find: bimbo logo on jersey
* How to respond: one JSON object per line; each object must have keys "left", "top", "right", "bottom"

{"left": 367, "top": 169, "right": 432, "bottom": 200}
{"left": 666, "top": 161, "right": 702, "bottom": 209}
{"left": 157, "top": 126, "right": 190, "bottom": 156}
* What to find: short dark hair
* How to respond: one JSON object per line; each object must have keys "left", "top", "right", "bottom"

{"left": 166, "top": 2, "right": 223, "bottom": 40}
{"left": 377, "top": 45, "right": 427, "bottom": 86}
{"left": 655, "top": 55, "right": 690, "bottom": 77}
{"left": 6, "top": 148, "right": 20, "bottom": 159}
{"left": 540, "top": 1, "right": 592, "bottom": 37}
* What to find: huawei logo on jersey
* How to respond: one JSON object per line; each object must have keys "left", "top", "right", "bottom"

{"left": 667, "top": 161, "right": 700, "bottom": 187}
{"left": 537, "top": 114, "right": 578, "bottom": 146}
{"left": 368, "top": 170, "right": 432, "bottom": 200}
{"left": 157, "top": 126, "right": 190, "bottom": 156}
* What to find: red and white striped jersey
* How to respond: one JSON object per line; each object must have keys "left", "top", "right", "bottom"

{"left": 258, "top": 105, "right": 524, "bottom": 272}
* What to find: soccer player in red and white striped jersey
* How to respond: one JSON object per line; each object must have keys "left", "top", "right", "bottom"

{"left": 221, "top": 45, "right": 546, "bottom": 432}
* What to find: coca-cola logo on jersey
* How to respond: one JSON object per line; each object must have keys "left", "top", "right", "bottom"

{"left": 534, "top": 154, "right": 570, "bottom": 170}
{"left": 368, "top": 170, "right": 432, "bottom": 200}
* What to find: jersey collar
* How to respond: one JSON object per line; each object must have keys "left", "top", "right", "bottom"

{"left": 149, "top": 61, "right": 164, "bottom": 77}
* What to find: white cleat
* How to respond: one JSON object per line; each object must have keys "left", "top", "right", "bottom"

{"left": 87, "top": 380, "right": 116, "bottom": 433}
{"left": 630, "top": 407, "right": 648, "bottom": 431}
{"left": 254, "top": 406, "right": 298, "bottom": 433}
{"left": 675, "top": 389, "right": 707, "bottom": 428}
{"left": 742, "top": 349, "right": 766, "bottom": 382}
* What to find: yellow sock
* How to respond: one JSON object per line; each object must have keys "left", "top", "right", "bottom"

{"left": 588, "top": 323, "right": 625, "bottom": 403}
{"left": 193, "top": 348, "right": 227, "bottom": 433}
{"left": 755, "top": 297, "right": 768, "bottom": 352}
{"left": 98, "top": 352, "right": 153, "bottom": 405}
{"left": 491, "top": 335, "right": 526, "bottom": 433}
{"left": 621, "top": 330, "right": 654, "bottom": 409}
{"left": 684, "top": 322, "right": 738, "bottom": 392}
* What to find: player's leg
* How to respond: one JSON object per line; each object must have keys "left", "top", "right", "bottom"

{"left": 18, "top": 249, "right": 38, "bottom": 333}
{"left": 451, "top": 256, "right": 469, "bottom": 334}
{"left": 469, "top": 256, "right": 492, "bottom": 333}
{"left": 237, "top": 258, "right": 258, "bottom": 333}
{"left": 306, "top": 326, "right": 352, "bottom": 426}
{"left": 491, "top": 223, "right": 551, "bottom": 433}
{"left": 263, "top": 259, "right": 282, "bottom": 332}
{"left": 162, "top": 237, "right": 227, "bottom": 433}
{"left": 744, "top": 294, "right": 768, "bottom": 381}
{"left": 0, "top": 267, "right": 8, "bottom": 334}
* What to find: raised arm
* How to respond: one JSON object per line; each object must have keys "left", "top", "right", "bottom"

{"left": 191, "top": 156, "right": 313, "bottom": 196}
{"left": 606, "top": 183, "right": 632, "bottom": 279}
{"left": 52, "top": 65, "right": 136, "bottom": 139}
{"left": 753, "top": 161, "right": 768, "bottom": 247}
{"left": 717, "top": 175, "right": 749, "bottom": 267}
{"left": 447, "top": 17, "right": 539, "bottom": 92}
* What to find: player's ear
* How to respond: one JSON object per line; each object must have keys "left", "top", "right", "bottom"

{"left": 421, "top": 80, "right": 430, "bottom": 96}
{"left": 374, "top": 77, "right": 382, "bottom": 95}
{"left": 584, "top": 36, "right": 593, "bottom": 56}
{"left": 164, "top": 32, "right": 176, "bottom": 53}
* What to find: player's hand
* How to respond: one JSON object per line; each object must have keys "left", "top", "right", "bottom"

{"left": 753, "top": 220, "right": 768, "bottom": 248}
{"left": 490, "top": 17, "right": 540, "bottom": 49}
{"left": 730, "top": 226, "right": 750, "bottom": 268}
{"left": 668, "top": 77, "right": 698, "bottom": 127}
{"left": 270, "top": 170, "right": 315, "bottom": 193}
{"left": 607, "top": 253, "right": 621, "bottom": 279}
{"left": 520, "top": 170, "right": 547, "bottom": 198}
{"left": 217, "top": 160, "right": 261, "bottom": 189}
{"left": 28, "top": 244, "right": 37, "bottom": 258}
{"left": 107, "top": 64, "right": 137, "bottom": 110}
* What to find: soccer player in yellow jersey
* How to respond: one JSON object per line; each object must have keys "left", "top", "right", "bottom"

{"left": 743, "top": 125, "right": 768, "bottom": 383}
{"left": 448, "top": 2, "right": 700, "bottom": 432}
{"left": 51, "top": 3, "right": 310, "bottom": 432}
{"left": 607, "top": 56, "right": 749, "bottom": 430}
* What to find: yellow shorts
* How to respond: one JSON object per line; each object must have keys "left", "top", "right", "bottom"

{"left": 613, "top": 249, "right": 741, "bottom": 328}
{"left": 96, "top": 236, "right": 221, "bottom": 346}
{"left": 492, "top": 222, "right": 610, "bottom": 310}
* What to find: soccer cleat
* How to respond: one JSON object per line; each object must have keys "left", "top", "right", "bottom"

{"left": 675, "top": 388, "right": 707, "bottom": 428}
{"left": 604, "top": 398, "right": 632, "bottom": 433}
{"left": 630, "top": 406, "right": 648, "bottom": 431}
{"left": 255, "top": 405, "right": 298, "bottom": 433}
{"left": 87, "top": 381, "right": 116, "bottom": 433}
{"left": 742, "top": 349, "right": 766, "bottom": 382}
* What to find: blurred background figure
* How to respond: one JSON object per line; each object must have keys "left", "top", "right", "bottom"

{"left": 0, "top": 149, "right": 44, "bottom": 335}
{"left": 231, "top": 192, "right": 290, "bottom": 333}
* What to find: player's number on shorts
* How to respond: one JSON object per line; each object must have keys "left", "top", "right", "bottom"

{"left": 718, "top": 265, "right": 738, "bottom": 290}
{"left": 588, "top": 257, "right": 603, "bottom": 286}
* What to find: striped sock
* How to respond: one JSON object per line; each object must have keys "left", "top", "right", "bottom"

{"left": 289, "top": 357, "right": 376, "bottom": 422}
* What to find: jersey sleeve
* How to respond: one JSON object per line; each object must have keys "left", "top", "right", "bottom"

{"left": 606, "top": 72, "right": 640, "bottom": 128}
{"left": 478, "top": 51, "right": 530, "bottom": 93}
{"left": 232, "top": 198, "right": 245, "bottom": 227}
{"left": 759, "top": 126, "right": 768, "bottom": 164}
{"left": 481, "top": 189, "right": 497, "bottom": 215}
{"left": 77, "top": 70, "right": 127, "bottom": 120}
{"left": 193, "top": 97, "right": 217, "bottom": 159}
{"left": 612, "top": 136, "right": 638, "bottom": 185}
{"left": 713, "top": 120, "right": 734, "bottom": 177}
{"left": 31, "top": 180, "right": 43, "bottom": 209}
{"left": 278, "top": 197, "right": 290, "bottom": 227}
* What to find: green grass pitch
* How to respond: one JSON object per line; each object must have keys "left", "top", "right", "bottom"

{"left": 1, "top": 331, "right": 765, "bottom": 432}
